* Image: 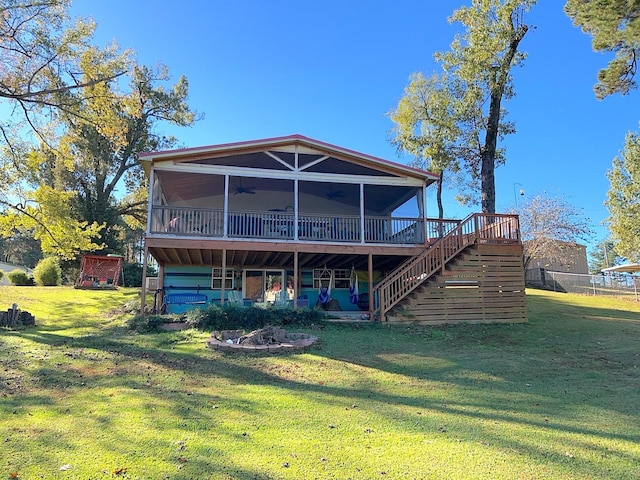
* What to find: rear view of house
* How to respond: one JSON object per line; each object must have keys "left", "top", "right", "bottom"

{"left": 139, "top": 135, "right": 526, "bottom": 323}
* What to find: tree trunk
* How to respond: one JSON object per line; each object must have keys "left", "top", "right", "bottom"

{"left": 481, "top": 147, "right": 496, "bottom": 213}
{"left": 436, "top": 170, "right": 444, "bottom": 219}
{"left": 481, "top": 21, "right": 528, "bottom": 214}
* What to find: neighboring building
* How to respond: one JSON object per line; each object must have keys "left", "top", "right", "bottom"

{"left": 525, "top": 241, "right": 588, "bottom": 287}
{"left": 526, "top": 241, "right": 588, "bottom": 274}
{"left": 139, "top": 135, "right": 525, "bottom": 323}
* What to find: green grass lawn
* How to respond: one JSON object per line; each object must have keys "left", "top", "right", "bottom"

{"left": 1, "top": 286, "right": 639, "bottom": 479}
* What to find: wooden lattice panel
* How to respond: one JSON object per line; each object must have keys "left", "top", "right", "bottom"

{"left": 76, "top": 255, "right": 124, "bottom": 289}
{"left": 387, "top": 243, "right": 526, "bottom": 324}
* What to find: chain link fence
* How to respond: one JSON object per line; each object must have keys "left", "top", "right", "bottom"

{"left": 526, "top": 268, "right": 639, "bottom": 301}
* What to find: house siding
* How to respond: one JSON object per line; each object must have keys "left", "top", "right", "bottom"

{"left": 161, "top": 265, "right": 370, "bottom": 314}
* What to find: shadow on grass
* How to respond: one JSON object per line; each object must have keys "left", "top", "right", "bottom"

{"left": 3, "top": 289, "right": 640, "bottom": 479}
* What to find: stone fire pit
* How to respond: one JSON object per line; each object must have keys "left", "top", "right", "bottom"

{"left": 208, "top": 325, "right": 318, "bottom": 353}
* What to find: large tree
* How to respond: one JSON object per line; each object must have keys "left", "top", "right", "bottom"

{"left": 0, "top": 0, "right": 127, "bottom": 146}
{"left": 565, "top": 0, "right": 640, "bottom": 98}
{"left": 0, "top": 2, "right": 196, "bottom": 259}
{"left": 391, "top": 0, "right": 534, "bottom": 214}
{"left": 0, "top": 0, "right": 130, "bottom": 258}
{"left": 389, "top": 72, "right": 461, "bottom": 218}
{"left": 605, "top": 132, "right": 640, "bottom": 263}
{"left": 30, "top": 62, "right": 196, "bottom": 255}
{"left": 566, "top": 2, "right": 640, "bottom": 262}
{"left": 518, "top": 193, "right": 593, "bottom": 270}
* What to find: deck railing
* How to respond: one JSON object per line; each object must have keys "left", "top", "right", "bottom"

{"left": 149, "top": 205, "right": 457, "bottom": 245}
{"left": 372, "top": 213, "right": 520, "bottom": 321}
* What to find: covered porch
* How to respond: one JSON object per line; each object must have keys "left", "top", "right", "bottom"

{"left": 142, "top": 236, "right": 424, "bottom": 314}
{"left": 148, "top": 205, "right": 461, "bottom": 245}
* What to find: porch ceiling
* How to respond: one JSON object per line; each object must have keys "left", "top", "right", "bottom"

{"left": 147, "top": 242, "right": 419, "bottom": 272}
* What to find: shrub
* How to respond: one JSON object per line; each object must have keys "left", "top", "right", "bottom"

{"left": 33, "top": 257, "right": 62, "bottom": 286}
{"left": 7, "top": 269, "right": 35, "bottom": 286}
{"left": 121, "top": 262, "right": 158, "bottom": 287}
{"left": 184, "top": 303, "right": 328, "bottom": 331}
{"left": 127, "top": 314, "right": 172, "bottom": 333}
{"left": 0, "top": 270, "right": 3, "bottom": 281}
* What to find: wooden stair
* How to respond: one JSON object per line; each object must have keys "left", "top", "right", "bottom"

{"left": 372, "top": 213, "right": 526, "bottom": 324}
{"left": 386, "top": 243, "right": 526, "bottom": 324}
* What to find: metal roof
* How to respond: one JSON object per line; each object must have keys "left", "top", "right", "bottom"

{"left": 601, "top": 264, "right": 640, "bottom": 273}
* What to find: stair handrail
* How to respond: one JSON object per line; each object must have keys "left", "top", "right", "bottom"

{"left": 373, "top": 213, "right": 520, "bottom": 321}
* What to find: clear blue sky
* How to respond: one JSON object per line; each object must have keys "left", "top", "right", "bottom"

{"left": 72, "top": 1, "right": 639, "bottom": 253}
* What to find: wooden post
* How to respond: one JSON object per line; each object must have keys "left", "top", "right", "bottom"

{"left": 221, "top": 249, "right": 227, "bottom": 305}
{"left": 157, "top": 263, "right": 165, "bottom": 313}
{"left": 294, "top": 249, "right": 299, "bottom": 308}
{"left": 368, "top": 253, "right": 375, "bottom": 320}
{"left": 474, "top": 214, "right": 480, "bottom": 243}
{"left": 140, "top": 245, "right": 149, "bottom": 316}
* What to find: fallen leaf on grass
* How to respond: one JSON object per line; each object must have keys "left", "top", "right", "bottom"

{"left": 178, "top": 457, "right": 188, "bottom": 463}
{"left": 113, "top": 467, "right": 127, "bottom": 475}
{"left": 9, "top": 472, "right": 19, "bottom": 479}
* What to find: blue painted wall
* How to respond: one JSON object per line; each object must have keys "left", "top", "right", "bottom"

{"left": 162, "top": 265, "right": 369, "bottom": 314}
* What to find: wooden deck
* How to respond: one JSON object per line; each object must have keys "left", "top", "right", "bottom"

{"left": 149, "top": 206, "right": 460, "bottom": 246}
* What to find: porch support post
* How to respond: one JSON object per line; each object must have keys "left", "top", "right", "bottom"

{"left": 294, "top": 179, "right": 299, "bottom": 241}
{"left": 140, "top": 244, "right": 149, "bottom": 316}
{"left": 418, "top": 184, "right": 427, "bottom": 244}
{"left": 221, "top": 249, "right": 227, "bottom": 305}
{"left": 368, "top": 253, "right": 374, "bottom": 318}
{"left": 146, "top": 169, "right": 155, "bottom": 234}
{"left": 360, "top": 183, "right": 365, "bottom": 244}
{"left": 223, "top": 175, "right": 230, "bottom": 238}
{"left": 294, "top": 249, "right": 299, "bottom": 308}
{"left": 157, "top": 263, "right": 165, "bottom": 313}
{"left": 294, "top": 145, "right": 299, "bottom": 241}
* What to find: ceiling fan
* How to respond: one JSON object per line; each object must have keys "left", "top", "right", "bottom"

{"left": 325, "top": 190, "right": 346, "bottom": 199}
{"left": 234, "top": 180, "right": 257, "bottom": 195}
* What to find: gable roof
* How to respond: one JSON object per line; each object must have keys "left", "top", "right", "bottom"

{"left": 139, "top": 134, "right": 439, "bottom": 182}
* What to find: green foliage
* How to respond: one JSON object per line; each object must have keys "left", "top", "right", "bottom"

{"left": 0, "top": 1, "right": 128, "bottom": 137}
{"left": 121, "top": 262, "right": 157, "bottom": 287}
{"left": 183, "top": 303, "right": 328, "bottom": 331}
{"left": 0, "top": 231, "right": 43, "bottom": 268}
{"left": 588, "top": 239, "right": 625, "bottom": 273}
{"left": 0, "top": 1, "right": 196, "bottom": 259}
{"left": 390, "top": 0, "right": 534, "bottom": 213}
{"left": 33, "top": 257, "right": 62, "bottom": 286}
{"left": 127, "top": 314, "right": 170, "bottom": 333}
{"left": 6, "top": 269, "right": 35, "bottom": 286}
{"left": 389, "top": 73, "right": 462, "bottom": 217}
{"left": 606, "top": 132, "right": 640, "bottom": 262}
{"left": 565, "top": 0, "right": 640, "bottom": 98}
{"left": 0, "top": 270, "right": 3, "bottom": 281}
{"left": 0, "top": 186, "right": 104, "bottom": 260}
{"left": 33, "top": 63, "right": 196, "bottom": 254}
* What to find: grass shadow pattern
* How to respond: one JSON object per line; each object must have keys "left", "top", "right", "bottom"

{"left": 1, "top": 286, "right": 639, "bottom": 478}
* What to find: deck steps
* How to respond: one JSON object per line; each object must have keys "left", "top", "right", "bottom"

{"left": 386, "top": 243, "right": 526, "bottom": 324}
